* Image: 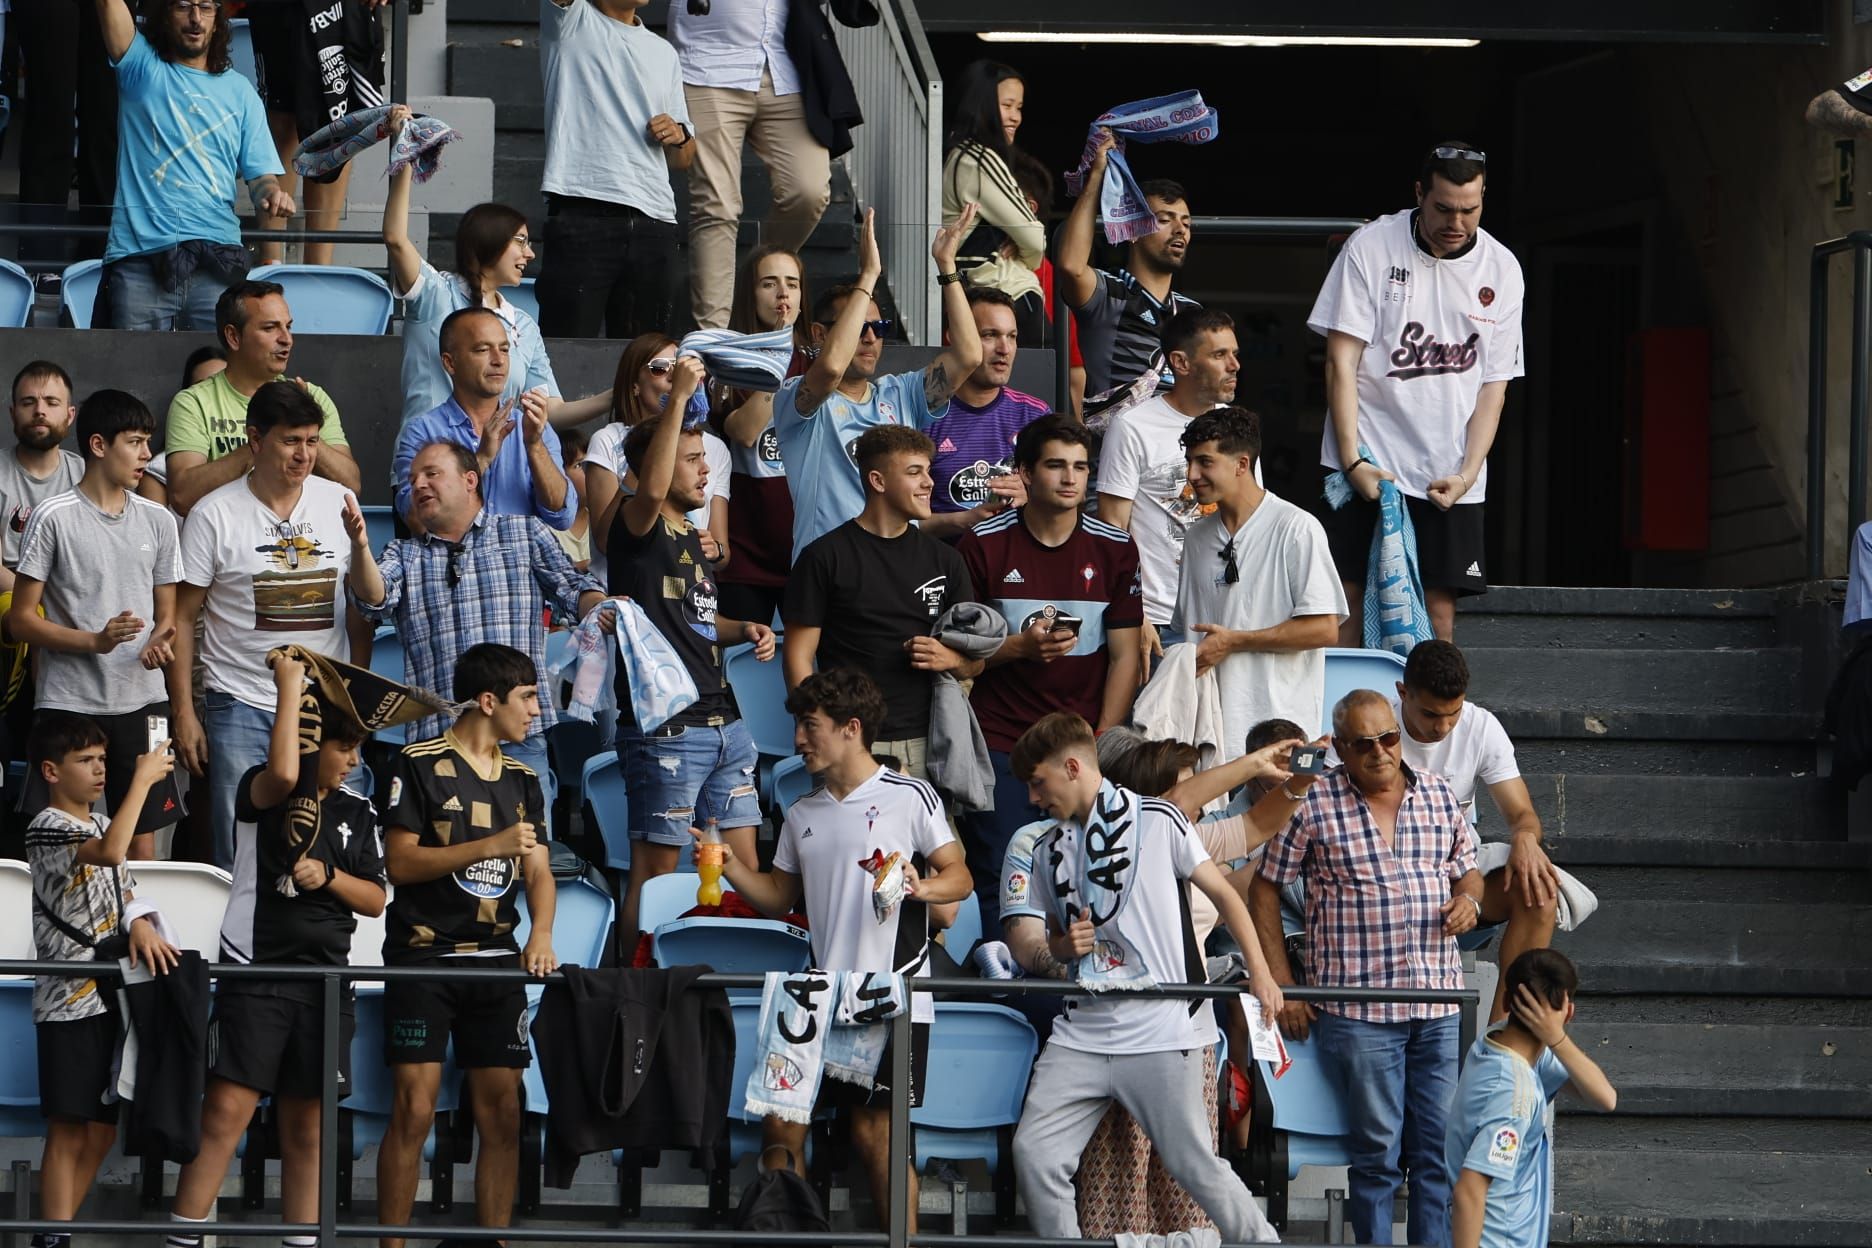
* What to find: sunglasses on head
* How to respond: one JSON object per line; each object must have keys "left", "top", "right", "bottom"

{"left": 1342, "top": 729, "right": 1401, "bottom": 755}
{"left": 1431, "top": 146, "right": 1486, "bottom": 164}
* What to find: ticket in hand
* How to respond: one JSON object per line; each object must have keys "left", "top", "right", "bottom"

{"left": 858, "top": 849, "right": 907, "bottom": 924}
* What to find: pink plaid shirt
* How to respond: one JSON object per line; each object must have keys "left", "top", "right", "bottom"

{"left": 1259, "top": 765, "right": 1478, "bottom": 1023}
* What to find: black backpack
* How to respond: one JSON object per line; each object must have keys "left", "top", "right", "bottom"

{"left": 734, "top": 1156, "right": 831, "bottom": 1235}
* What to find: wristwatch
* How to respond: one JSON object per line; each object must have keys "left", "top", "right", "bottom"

{"left": 937, "top": 270, "right": 965, "bottom": 287}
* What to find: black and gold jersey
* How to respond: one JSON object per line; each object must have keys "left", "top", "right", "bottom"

{"left": 382, "top": 730, "right": 545, "bottom": 964}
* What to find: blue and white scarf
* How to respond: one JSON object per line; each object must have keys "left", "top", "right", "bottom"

{"left": 293, "top": 104, "right": 460, "bottom": 184}
{"left": 550, "top": 598, "right": 699, "bottom": 732}
{"left": 1064, "top": 91, "right": 1220, "bottom": 244}
{"left": 1323, "top": 446, "right": 1433, "bottom": 656}
{"left": 679, "top": 327, "right": 798, "bottom": 394}
{"left": 745, "top": 970, "right": 906, "bottom": 1124}
{"left": 1042, "top": 781, "right": 1155, "bottom": 992}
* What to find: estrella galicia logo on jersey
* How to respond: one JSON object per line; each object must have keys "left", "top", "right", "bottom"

{"left": 758, "top": 427, "right": 782, "bottom": 464}
{"left": 685, "top": 575, "right": 719, "bottom": 643}
{"left": 949, "top": 458, "right": 1013, "bottom": 506}
{"left": 1386, "top": 322, "right": 1481, "bottom": 381}
{"left": 455, "top": 855, "right": 516, "bottom": 899}
{"left": 844, "top": 435, "right": 863, "bottom": 466}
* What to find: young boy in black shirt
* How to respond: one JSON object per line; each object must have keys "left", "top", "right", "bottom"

{"left": 168, "top": 652, "right": 386, "bottom": 1248}
{"left": 377, "top": 642, "right": 559, "bottom": 1248}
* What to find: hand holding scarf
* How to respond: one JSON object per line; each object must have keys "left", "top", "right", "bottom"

{"left": 1064, "top": 91, "right": 1220, "bottom": 244}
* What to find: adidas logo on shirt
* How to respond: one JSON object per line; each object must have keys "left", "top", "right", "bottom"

{"left": 800, "top": 826, "right": 814, "bottom": 839}
{"left": 938, "top": 437, "right": 957, "bottom": 453}
{"left": 1003, "top": 568, "right": 1025, "bottom": 585}
{"left": 442, "top": 795, "right": 464, "bottom": 812}
{"left": 1465, "top": 561, "right": 1482, "bottom": 577}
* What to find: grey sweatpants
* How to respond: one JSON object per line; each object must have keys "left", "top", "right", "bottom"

{"left": 1012, "top": 1041, "right": 1280, "bottom": 1243}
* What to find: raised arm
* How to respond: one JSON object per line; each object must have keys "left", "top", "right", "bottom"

{"left": 925, "top": 203, "right": 984, "bottom": 412}
{"left": 96, "top": 0, "right": 135, "bottom": 62}
{"left": 1056, "top": 129, "right": 1115, "bottom": 310}
{"left": 167, "top": 451, "right": 252, "bottom": 517}
{"left": 313, "top": 441, "right": 362, "bottom": 494}
{"left": 381, "top": 124, "right": 424, "bottom": 295}
{"left": 621, "top": 359, "right": 704, "bottom": 538}
{"left": 247, "top": 654, "right": 310, "bottom": 809}
{"left": 722, "top": 392, "right": 776, "bottom": 448}
{"left": 794, "top": 209, "right": 883, "bottom": 417}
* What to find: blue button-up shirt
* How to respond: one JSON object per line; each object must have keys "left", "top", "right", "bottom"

{"left": 358, "top": 509, "right": 602, "bottom": 743}
{"left": 393, "top": 396, "right": 576, "bottom": 530}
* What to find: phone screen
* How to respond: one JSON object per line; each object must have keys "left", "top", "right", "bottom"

{"left": 1052, "top": 615, "right": 1084, "bottom": 637}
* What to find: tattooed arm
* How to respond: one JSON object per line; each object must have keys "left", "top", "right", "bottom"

{"left": 1807, "top": 88, "right": 1872, "bottom": 136}
{"left": 793, "top": 209, "right": 883, "bottom": 418}
{"left": 925, "top": 204, "right": 984, "bottom": 413}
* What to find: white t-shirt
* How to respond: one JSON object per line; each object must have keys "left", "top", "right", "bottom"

{"left": 1098, "top": 396, "right": 1210, "bottom": 627}
{"left": 772, "top": 765, "right": 954, "bottom": 1025}
{"left": 586, "top": 422, "right": 730, "bottom": 587}
{"left": 1307, "top": 209, "right": 1525, "bottom": 500}
{"left": 180, "top": 476, "right": 355, "bottom": 711}
{"left": 541, "top": 0, "right": 691, "bottom": 222}
{"left": 1394, "top": 697, "right": 1520, "bottom": 829}
{"left": 1172, "top": 491, "right": 1347, "bottom": 762}
{"left": 1032, "top": 794, "right": 1215, "bottom": 1055}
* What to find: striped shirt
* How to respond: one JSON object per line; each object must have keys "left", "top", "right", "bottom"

{"left": 1258, "top": 765, "right": 1477, "bottom": 1023}
{"left": 1073, "top": 267, "right": 1201, "bottom": 398}
{"left": 357, "top": 508, "right": 602, "bottom": 743}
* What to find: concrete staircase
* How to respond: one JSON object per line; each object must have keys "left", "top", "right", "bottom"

{"left": 440, "top": 0, "right": 861, "bottom": 330}
{"left": 1457, "top": 587, "right": 1872, "bottom": 1247}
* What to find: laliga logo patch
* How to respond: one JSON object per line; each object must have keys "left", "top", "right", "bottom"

{"left": 1003, "top": 871, "right": 1027, "bottom": 903}
{"left": 763, "top": 1053, "right": 804, "bottom": 1091}
{"left": 1487, "top": 1126, "right": 1520, "bottom": 1167}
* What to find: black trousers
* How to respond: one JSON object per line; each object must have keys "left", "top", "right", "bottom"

{"left": 11, "top": 0, "right": 118, "bottom": 263}
{"left": 535, "top": 195, "right": 680, "bottom": 340}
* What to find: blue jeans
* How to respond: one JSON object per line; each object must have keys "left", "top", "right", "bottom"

{"left": 203, "top": 691, "right": 274, "bottom": 871}
{"left": 505, "top": 735, "right": 559, "bottom": 839}
{"left": 1314, "top": 1010, "right": 1460, "bottom": 1246}
{"left": 96, "top": 249, "right": 242, "bottom": 330}
{"left": 957, "top": 749, "right": 1043, "bottom": 933}
{"left": 615, "top": 718, "right": 760, "bottom": 847}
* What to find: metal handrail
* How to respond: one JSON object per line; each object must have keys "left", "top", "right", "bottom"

{"left": 1807, "top": 231, "right": 1872, "bottom": 578}
{"left": 1050, "top": 213, "right": 1366, "bottom": 409}
{"left": 0, "top": 957, "right": 1472, "bottom": 1247}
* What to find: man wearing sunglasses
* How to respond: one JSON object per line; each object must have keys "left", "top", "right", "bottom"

{"left": 1170, "top": 407, "right": 1344, "bottom": 764}
{"left": 775, "top": 205, "right": 985, "bottom": 560}
{"left": 1309, "top": 142, "right": 1524, "bottom": 643}
{"left": 1251, "top": 687, "right": 1483, "bottom": 1248}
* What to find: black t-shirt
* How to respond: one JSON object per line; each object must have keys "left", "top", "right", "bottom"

{"left": 382, "top": 732, "right": 545, "bottom": 964}
{"left": 782, "top": 519, "right": 971, "bottom": 739}
{"left": 221, "top": 764, "right": 385, "bottom": 967}
{"left": 606, "top": 510, "right": 737, "bottom": 731}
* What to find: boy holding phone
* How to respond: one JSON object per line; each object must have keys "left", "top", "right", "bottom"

{"left": 27, "top": 710, "right": 178, "bottom": 1248}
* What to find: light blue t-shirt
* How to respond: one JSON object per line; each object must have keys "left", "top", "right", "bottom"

{"left": 106, "top": 34, "right": 280, "bottom": 262}
{"left": 398, "top": 263, "right": 561, "bottom": 427}
{"left": 773, "top": 368, "right": 946, "bottom": 561}
{"left": 1445, "top": 1027, "right": 1570, "bottom": 1248}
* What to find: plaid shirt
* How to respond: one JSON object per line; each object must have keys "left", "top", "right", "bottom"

{"left": 1259, "top": 764, "right": 1478, "bottom": 1023}
{"left": 358, "top": 509, "right": 601, "bottom": 742}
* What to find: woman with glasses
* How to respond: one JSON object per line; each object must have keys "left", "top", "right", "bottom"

{"left": 942, "top": 59, "right": 1049, "bottom": 347}
{"left": 583, "top": 333, "right": 731, "bottom": 588}
{"left": 382, "top": 104, "right": 611, "bottom": 430}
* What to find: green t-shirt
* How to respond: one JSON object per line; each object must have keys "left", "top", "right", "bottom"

{"left": 165, "top": 373, "right": 350, "bottom": 462}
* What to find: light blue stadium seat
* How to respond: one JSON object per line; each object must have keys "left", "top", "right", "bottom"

{"left": 770, "top": 753, "right": 816, "bottom": 815}
{"left": 654, "top": 915, "right": 811, "bottom": 975}
{"left": 581, "top": 753, "right": 630, "bottom": 872}
{"left": 248, "top": 264, "right": 395, "bottom": 335}
{"left": 361, "top": 504, "right": 396, "bottom": 558}
{"left": 506, "top": 278, "right": 539, "bottom": 323}
{"left": 914, "top": 1001, "right": 1036, "bottom": 1226}
{"left": 0, "top": 977, "right": 40, "bottom": 1139}
{"left": 369, "top": 627, "right": 407, "bottom": 744}
{"left": 724, "top": 641, "right": 791, "bottom": 802}
{"left": 228, "top": 18, "right": 258, "bottom": 88}
{"left": 1250, "top": 1028, "right": 1353, "bottom": 1228}
{"left": 0, "top": 259, "right": 33, "bottom": 328}
{"left": 942, "top": 892, "right": 982, "bottom": 958}
{"left": 1319, "top": 646, "right": 1409, "bottom": 737}
{"left": 340, "top": 986, "right": 461, "bottom": 1208}
{"left": 60, "top": 259, "right": 103, "bottom": 329}
{"left": 517, "top": 871, "right": 614, "bottom": 970}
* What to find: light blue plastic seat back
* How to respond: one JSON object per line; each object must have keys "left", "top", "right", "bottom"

{"left": 60, "top": 259, "right": 103, "bottom": 328}
{"left": 653, "top": 917, "right": 810, "bottom": 975}
{"left": 636, "top": 871, "right": 701, "bottom": 939}
{"left": 581, "top": 753, "right": 631, "bottom": 872}
{"left": 227, "top": 18, "right": 258, "bottom": 87}
{"left": 0, "top": 978, "right": 41, "bottom": 1137}
{"left": 516, "top": 873, "right": 614, "bottom": 969}
{"left": 944, "top": 891, "right": 982, "bottom": 956}
{"left": 912, "top": 1002, "right": 1038, "bottom": 1171}
{"left": 1319, "top": 647, "right": 1408, "bottom": 738}
{"left": 368, "top": 627, "right": 407, "bottom": 744}
{"left": 248, "top": 264, "right": 395, "bottom": 335}
{"left": 0, "top": 259, "right": 33, "bottom": 328}
{"left": 1258, "top": 1029, "right": 1354, "bottom": 1175}
{"left": 770, "top": 754, "right": 816, "bottom": 815}
{"left": 361, "top": 505, "right": 396, "bottom": 559}
{"left": 724, "top": 642, "right": 793, "bottom": 758}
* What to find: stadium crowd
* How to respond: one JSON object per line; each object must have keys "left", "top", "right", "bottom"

{"left": 1, "top": 5, "right": 1617, "bottom": 1248}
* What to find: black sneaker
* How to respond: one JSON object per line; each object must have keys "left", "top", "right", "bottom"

{"left": 33, "top": 273, "right": 61, "bottom": 298}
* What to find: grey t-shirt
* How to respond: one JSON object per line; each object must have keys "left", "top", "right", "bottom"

{"left": 15, "top": 489, "right": 182, "bottom": 715}
{"left": 0, "top": 449, "right": 83, "bottom": 568}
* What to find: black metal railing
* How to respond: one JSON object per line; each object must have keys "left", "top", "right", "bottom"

{"left": 1806, "top": 230, "right": 1872, "bottom": 578}
{"left": 1048, "top": 215, "right": 1366, "bottom": 409}
{"left": 0, "top": 958, "right": 1470, "bottom": 1248}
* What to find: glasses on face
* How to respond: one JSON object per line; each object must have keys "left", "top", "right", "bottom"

{"left": 858, "top": 319, "right": 893, "bottom": 341}
{"left": 1432, "top": 146, "right": 1486, "bottom": 164}
{"left": 169, "top": 1, "right": 219, "bottom": 14}
{"left": 1219, "top": 536, "right": 1240, "bottom": 585}
{"left": 647, "top": 356, "right": 677, "bottom": 375}
{"left": 1342, "top": 729, "right": 1402, "bottom": 756}
{"left": 512, "top": 234, "right": 533, "bottom": 250}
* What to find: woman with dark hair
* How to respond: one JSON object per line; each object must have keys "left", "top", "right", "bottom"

{"left": 381, "top": 105, "right": 611, "bottom": 429}
{"left": 582, "top": 333, "right": 731, "bottom": 588}
{"left": 713, "top": 245, "right": 811, "bottom": 627}
{"left": 942, "top": 59, "right": 1048, "bottom": 345}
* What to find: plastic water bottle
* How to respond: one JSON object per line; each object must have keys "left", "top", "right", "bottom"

{"left": 696, "top": 818, "right": 724, "bottom": 906}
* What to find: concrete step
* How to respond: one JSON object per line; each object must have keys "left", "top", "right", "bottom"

{"left": 1552, "top": 901, "right": 1872, "bottom": 995}
{"left": 1524, "top": 773, "right": 1839, "bottom": 841}
{"left": 1553, "top": 1143, "right": 1872, "bottom": 1246}
{"left": 1568, "top": 864, "right": 1865, "bottom": 905}
{"left": 1458, "top": 586, "right": 1779, "bottom": 650}
{"left": 1547, "top": 835, "right": 1870, "bottom": 870}
{"left": 1495, "top": 707, "right": 1819, "bottom": 744}
{"left": 453, "top": 38, "right": 543, "bottom": 128}
{"left": 1463, "top": 646, "right": 1802, "bottom": 717}
{"left": 1550, "top": 1021, "right": 1872, "bottom": 1118}
{"left": 1515, "top": 738, "right": 1818, "bottom": 777}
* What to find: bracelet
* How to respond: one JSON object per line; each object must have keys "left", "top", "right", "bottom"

{"left": 1346, "top": 455, "right": 1373, "bottom": 475}
{"left": 1464, "top": 894, "right": 1482, "bottom": 918}
{"left": 937, "top": 270, "right": 965, "bottom": 287}
{"left": 1281, "top": 782, "right": 1307, "bottom": 801}
{"left": 852, "top": 286, "right": 873, "bottom": 301}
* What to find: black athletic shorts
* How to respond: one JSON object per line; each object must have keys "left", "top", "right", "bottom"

{"left": 813, "top": 1021, "right": 929, "bottom": 1111}
{"left": 208, "top": 980, "right": 356, "bottom": 1099}
{"left": 1317, "top": 469, "right": 1489, "bottom": 597}
{"left": 249, "top": 0, "right": 386, "bottom": 168}
{"left": 38, "top": 1012, "right": 122, "bottom": 1124}
{"left": 19, "top": 702, "right": 185, "bottom": 834}
{"left": 383, "top": 954, "right": 530, "bottom": 1069}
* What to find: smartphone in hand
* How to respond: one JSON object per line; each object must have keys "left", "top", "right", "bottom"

{"left": 1288, "top": 744, "right": 1329, "bottom": 776}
